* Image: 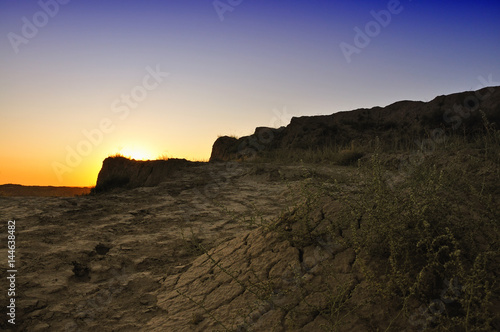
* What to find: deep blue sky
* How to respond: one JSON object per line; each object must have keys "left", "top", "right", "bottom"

{"left": 1, "top": 0, "right": 499, "bottom": 185}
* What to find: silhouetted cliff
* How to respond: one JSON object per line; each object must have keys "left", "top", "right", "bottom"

{"left": 94, "top": 157, "right": 196, "bottom": 192}
{"left": 210, "top": 86, "right": 500, "bottom": 161}
{"left": 94, "top": 87, "right": 500, "bottom": 191}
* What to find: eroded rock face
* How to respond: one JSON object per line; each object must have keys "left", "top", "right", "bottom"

{"left": 210, "top": 127, "right": 285, "bottom": 162}
{"left": 95, "top": 157, "right": 196, "bottom": 192}
{"left": 209, "top": 136, "right": 239, "bottom": 162}
{"left": 209, "top": 86, "right": 500, "bottom": 161}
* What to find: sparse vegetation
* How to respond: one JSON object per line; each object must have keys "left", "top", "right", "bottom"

{"left": 186, "top": 118, "right": 499, "bottom": 331}
{"left": 108, "top": 152, "right": 127, "bottom": 158}
{"left": 217, "top": 134, "right": 240, "bottom": 139}
{"left": 339, "top": 148, "right": 498, "bottom": 330}
{"left": 257, "top": 144, "right": 366, "bottom": 165}
{"left": 157, "top": 153, "right": 170, "bottom": 160}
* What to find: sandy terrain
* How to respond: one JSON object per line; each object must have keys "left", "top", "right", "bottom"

{"left": 0, "top": 185, "right": 91, "bottom": 197}
{"left": 0, "top": 162, "right": 351, "bottom": 331}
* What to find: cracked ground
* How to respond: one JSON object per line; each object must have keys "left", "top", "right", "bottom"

{"left": 1, "top": 162, "right": 365, "bottom": 331}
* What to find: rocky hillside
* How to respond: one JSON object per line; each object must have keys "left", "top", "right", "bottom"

{"left": 210, "top": 86, "right": 500, "bottom": 161}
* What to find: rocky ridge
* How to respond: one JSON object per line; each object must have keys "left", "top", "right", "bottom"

{"left": 210, "top": 86, "right": 500, "bottom": 161}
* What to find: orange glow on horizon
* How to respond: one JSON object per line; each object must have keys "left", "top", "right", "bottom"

{"left": 0, "top": 143, "right": 211, "bottom": 188}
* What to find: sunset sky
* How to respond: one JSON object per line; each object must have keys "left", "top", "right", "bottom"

{"left": 1, "top": 0, "right": 500, "bottom": 186}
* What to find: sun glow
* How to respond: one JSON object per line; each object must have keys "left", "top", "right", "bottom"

{"left": 115, "top": 147, "right": 156, "bottom": 161}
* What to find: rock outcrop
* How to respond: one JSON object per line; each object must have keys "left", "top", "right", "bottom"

{"left": 210, "top": 127, "right": 285, "bottom": 162}
{"left": 94, "top": 157, "right": 198, "bottom": 192}
{"left": 208, "top": 136, "right": 239, "bottom": 162}
{"left": 210, "top": 86, "right": 500, "bottom": 161}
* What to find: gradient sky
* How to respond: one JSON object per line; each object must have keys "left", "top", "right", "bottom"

{"left": 1, "top": 0, "right": 499, "bottom": 186}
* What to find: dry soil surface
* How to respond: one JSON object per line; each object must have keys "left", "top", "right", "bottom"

{"left": 0, "top": 162, "right": 355, "bottom": 331}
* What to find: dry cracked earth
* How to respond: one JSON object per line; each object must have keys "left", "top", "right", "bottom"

{"left": 1, "top": 162, "right": 373, "bottom": 331}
